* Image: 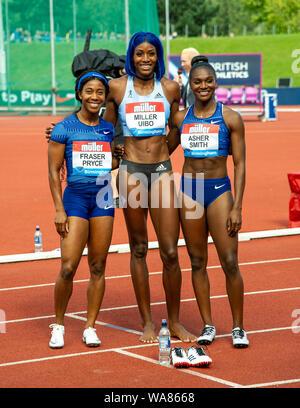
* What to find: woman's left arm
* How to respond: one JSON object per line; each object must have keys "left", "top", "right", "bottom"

{"left": 111, "top": 140, "right": 123, "bottom": 170}
{"left": 225, "top": 109, "right": 246, "bottom": 237}
{"left": 163, "top": 79, "right": 181, "bottom": 155}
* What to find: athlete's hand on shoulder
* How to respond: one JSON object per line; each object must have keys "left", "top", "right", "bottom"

{"left": 173, "top": 74, "right": 182, "bottom": 87}
{"left": 45, "top": 122, "right": 56, "bottom": 143}
{"left": 226, "top": 208, "right": 242, "bottom": 237}
{"left": 54, "top": 210, "right": 69, "bottom": 238}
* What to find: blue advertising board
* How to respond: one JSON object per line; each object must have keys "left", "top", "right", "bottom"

{"left": 168, "top": 53, "right": 262, "bottom": 87}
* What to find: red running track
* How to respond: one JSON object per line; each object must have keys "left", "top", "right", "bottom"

{"left": 0, "top": 235, "right": 299, "bottom": 388}
{"left": 0, "top": 111, "right": 299, "bottom": 255}
{"left": 0, "top": 111, "right": 300, "bottom": 391}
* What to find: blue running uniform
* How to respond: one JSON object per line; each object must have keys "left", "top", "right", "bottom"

{"left": 50, "top": 114, "right": 114, "bottom": 219}
{"left": 180, "top": 102, "right": 230, "bottom": 158}
{"left": 180, "top": 103, "right": 232, "bottom": 208}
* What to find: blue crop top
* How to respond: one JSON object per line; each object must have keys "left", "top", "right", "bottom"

{"left": 50, "top": 114, "right": 114, "bottom": 190}
{"left": 118, "top": 75, "right": 170, "bottom": 137}
{"left": 180, "top": 102, "right": 230, "bottom": 158}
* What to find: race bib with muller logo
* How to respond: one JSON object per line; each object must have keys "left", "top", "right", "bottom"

{"left": 181, "top": 123, "right": 220, "bottom": 157}
{"left": 72, "top": 141, "right": 112, "bottom": 176}
{"left": 125, "top": 101, "right": 165, "bottom": 137}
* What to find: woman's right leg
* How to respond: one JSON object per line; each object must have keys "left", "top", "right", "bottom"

{"left": 54, "top": 216, "right": 89, "bottom": 325}
{"left": 206, "top": 191, "right": 245, "bottom": 331}
{"left": 85, "top": 215, "right": 114, "bottom": 329}
{"left": 149, "top": 173, "right": 196, "bottom": 342}
{"left": 118, "top": 168, "right": 156, "bottom": 343}
{"left": 179, "top": 192, "right": 213, "bottom": 327}
{"left": 123, "top": 205, "right": 157, "bottom": 342}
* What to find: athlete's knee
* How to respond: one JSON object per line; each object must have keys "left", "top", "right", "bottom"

{"left": 190, "top": 254, "right": 207, "bottom": 274}
{"left": 60, "top": 261, "right": 77, "bottom": 281}
{"left": 160, "top": 245, "right": 178, "bottom": 268}
{"left": 221, "top": 254, "right": 239, "bottom": 277}
{"left": 131, "top": 241, "right": 148, "bottom": 259}
{"left": 89, "top": 258, "right": 106, "bottom": 279}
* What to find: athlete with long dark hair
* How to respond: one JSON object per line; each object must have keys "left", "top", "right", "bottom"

{"left": 104, "top": 32, "right": 196, "bottom": 343}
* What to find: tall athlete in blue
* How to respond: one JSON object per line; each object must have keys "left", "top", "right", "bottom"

{"left": 104, "top": 32, "right": 196, "bottom": 344}
{"left": 168, "top": 56, "right": 249, "bottom": 348}
{"left": 48, "top": 70, "right": 119, "bottom": 349}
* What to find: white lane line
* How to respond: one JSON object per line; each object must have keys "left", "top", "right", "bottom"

{"left": 0, "top": 325, "right": 297, "bottom": 389}
{"left": 0, "top": 349, "right": 108, "bottom": 367}
{"left": 115, "top": 349, "right": 243, "bottom": 388}
{"left": 0, "top": 341, "right": 178, "bottom": 368}
{"left": 0, "top": 326, "right": 296, "bottom": 368}
{"left": 214, "top": 325, "right": 298, "bottom": 338}
{"left": 65, "top": 313, "right": 143, "bottom": 336}
{"left": 244, "top": 378, "right": 300, "bottom": 388}
{"left": 1, "top": 257, "right": 300, "bottom": 292}
{"left": 2, "top": 287, "right": 300, "bottom": 326}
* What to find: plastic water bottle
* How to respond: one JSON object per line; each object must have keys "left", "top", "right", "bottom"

{"left": 34, "top": 226, "right": 43, "bottom": 252}
{"left": 159, "top": 319, "right": 171, "bottom": 365}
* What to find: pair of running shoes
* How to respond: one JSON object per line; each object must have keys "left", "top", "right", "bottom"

{"left": 197, "top": 325, "right": 250, "bottom": 348}
{"left": 171, "top": 346, "right": 212, "bottom": 368}
{"left": 172, "top": 325, "right": 249, "bottom": 368}
{"left": 49, "top": 324, "right": 101, "bottom": 348}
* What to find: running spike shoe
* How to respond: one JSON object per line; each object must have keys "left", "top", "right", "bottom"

{"left": 232, "top": 327, "right": 249, "bottom": 348}
{"left": 171, "top": 347, "right": 190, "bottom": 368}
{"left": 187, "top": 346, "right": 212, "bottom": 367}
{"left": 197, "top": 325, "right": 216, "bottom": 345}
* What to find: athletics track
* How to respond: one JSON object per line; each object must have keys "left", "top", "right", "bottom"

{"left": 0, "top": 109, "right": 299, "bottom": 394}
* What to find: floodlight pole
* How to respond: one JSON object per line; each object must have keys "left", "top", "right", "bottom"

{"left": 73, "top": 0, "right": 77, "bottom": 56}
{"left": 49, "top": 0, "right": 57, "bottom": 115}
{"left": 0, "top": 0, "right": 7, "bottom": 90}
{"left": 125, "top": 0, "right": 130, "bottom": 47}
{"left": 165, "top": 0, "right": 170, "bottom": 76}
{"left": 5, "top": 0, "right": 10, "bottom": 107}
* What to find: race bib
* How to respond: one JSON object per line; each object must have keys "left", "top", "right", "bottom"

{"left": 181, "top": 123, "right": 220, "bottom": 157}
{"left": 125, "top": 101, "right": 165, "bottom": 136}
{"left": 72, "top": 141, "right": 112, "bottom": 176}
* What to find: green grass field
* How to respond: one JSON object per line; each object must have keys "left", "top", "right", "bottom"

{"left": 7, "top": 33, "right": 300, "bottom": 90}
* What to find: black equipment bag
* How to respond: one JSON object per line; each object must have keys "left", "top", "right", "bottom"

{"left": 71, "top": 30, "right": 125, "bottom": 80}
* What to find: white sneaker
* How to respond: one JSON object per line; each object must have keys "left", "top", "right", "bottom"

{"left": 187, "top": 346, "right": 212, "bottom": 367}
{"left": 171, "top": 347, "right": 190, "bottom": 368}
{"left": 197, "top": 325, "right": 216, "bottom": 345}
{"left": 232, "top": 327, "right": 249, "bottom": 348}
{"left": 82, "top": 327, "right": 101, "bottom": 347}
{"left": 49, "top": 324, "right": 65, "bottom": 348}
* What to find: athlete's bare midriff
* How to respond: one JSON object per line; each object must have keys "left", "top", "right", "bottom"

{"left": 182, "top": 156, "right": 228, "bottom": 179}
{"left": 123, "top": 134, "right": 169, "bottom": 163}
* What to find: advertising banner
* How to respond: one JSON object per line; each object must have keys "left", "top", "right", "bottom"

{"left": 0, "top": 90, "right": 76, "bottom": 107}
{"left": 168, "top": 53, "right": 262, "bottom": 87}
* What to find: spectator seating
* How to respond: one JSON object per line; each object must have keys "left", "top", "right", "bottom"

{"left": 245, "top": 86, "right": 259, "bottom": 104}
{"left": 214, "top": 86, "right": 260, "bottom": 106}
{"left": 230, "top": 87, "right": 244, "bottom": 104}
{"left": 215, "top": 87, "right": 229, "bottom": 104}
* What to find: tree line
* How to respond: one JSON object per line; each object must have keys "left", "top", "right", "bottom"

{"left": 4, "top": 0, "right": 300, "bottom": 39}
{"left": 157, "top": 0, "right": 299, "bottom": 36}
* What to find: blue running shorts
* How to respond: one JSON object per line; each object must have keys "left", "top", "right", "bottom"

{"left": 180, "top": 176, "right": 231, "bottom": 209}
{"left": 63, "top": 183, "right": 114, "bottom": 220}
